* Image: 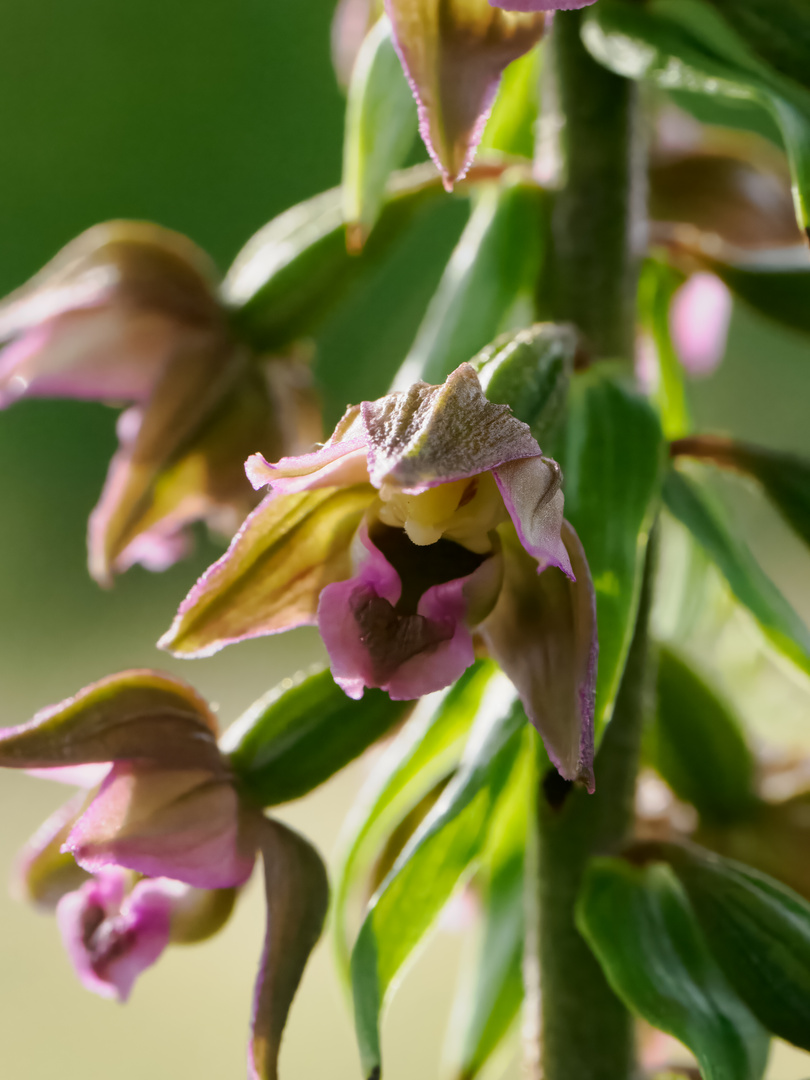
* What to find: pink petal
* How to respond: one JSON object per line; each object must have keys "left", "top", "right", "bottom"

{"left": 245, "top": 444, "right": 370, "bottom": 495}
{"left": 669, "top": 272, "right": 732, "bottom": 376}
{"left": 25, "top": 764, "right": 112, "bottom": 788}
{"left": 57, "top": 867, "right": 173, "bottom": 1002}
{"left": 318, "top": 522, "right": 496, "bottom": 700}
{"left": 65, "top": 764, "right": 256, "bottom": 890}
{"left": 494, "top": 456, "right": 573, "bottom": 577}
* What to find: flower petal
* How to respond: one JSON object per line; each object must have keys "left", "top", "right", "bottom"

{"left": 362, "top": 362, "right": 542, "bottom": 491}
{"left": 160, "top": 485, "right": 374, "bottom": 658}
{"left": 249, "top": 818, "right": 329, "bottom": 1080}
{"left": 0, "top": 221, "right": 222, "bottom": 409}
{"left": 86, "top": 338, "right": 243, "bottom": 586}
{"left": 13, "top": 793, "right": 91, "bottom": 909}
{"left": 245, "top": 403, "right": 369, "bottom": 494}
{"left": 92, "top": 366, "right": 284, "bottom": 580}
{"left": 65, "top": 765, "right": 257, "bottom": 889}
{"left": 480, "top": 521, "right": 597, "bottom": 788}
{"left": 0, "top": 670, "right": 222, "bottom": 773}
{"left": 669, "top": 272, "right": 732, "bottom": 377}
{"left": 493, "top": 455, "right": 573, "bottom": 576}
{"left": 386, "top": 0, "right": 546, "bottom": 188}
{"left": 318, "top": 522, "right": 499, "bottom": 699}
{"left": 57, "top": 867, "right": 173, "bottom": 1002}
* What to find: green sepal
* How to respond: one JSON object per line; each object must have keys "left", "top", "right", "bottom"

{"left": 473, "top": 322, "right": 576, "bottom": 447}
{"left": 659, "top": 843, "right": 810, "bottom": 1053}
{"left": 221, "top": 669, "right": 412, "bottom": 807}
{"left": 350, "top": 693, "right": 526, "bottom": 1080}
{"left": 577, "top": 857, "right": 770, "bottom": 1080}
{"left": 651, "top": 647, "right": 758, "bottom": 826}
{"left": 663, "top": 468, "right": 810, "bottom": 677}
{"left": 342, "top": 15, "right": 418, "bottom": 248}
{"left": 394, "top": 174, "right": 546, "bottom": 388}
{"left": 555, "top": 366, "right": 665, "bottom": 738}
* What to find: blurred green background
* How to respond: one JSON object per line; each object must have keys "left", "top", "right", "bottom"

{"left": 0, "top": 1, "right": 808, "bottom": 1077}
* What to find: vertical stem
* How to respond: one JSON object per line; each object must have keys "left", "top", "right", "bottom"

{"left": 531, "top": 11, "right": 647, "bottom": 1080}
{"left": 536, "top": 541, "right": 656, "bottom": 1080}
{"left": 548, "top": 11, "right": 642, "bottom": 360}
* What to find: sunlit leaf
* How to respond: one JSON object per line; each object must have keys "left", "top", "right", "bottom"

{"left": 555, "top": 366, "right": 665, "bottom": 737}
{"left": 664, "top": 468, "right": 810, "bottom": 677}
{"left": 350, "top": 692, "right": 525, "bottom": 1079}
{"left": 222, "top": 669, "right": 412, "bottom": 807}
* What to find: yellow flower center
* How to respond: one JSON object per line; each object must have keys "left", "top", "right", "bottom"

{"left": 377, "top": 472, "right": 508, "bottom": 552}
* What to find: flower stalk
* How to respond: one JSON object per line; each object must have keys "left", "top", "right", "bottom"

{"left": 532, "top": 10, "right": 648, "bottom": 1080}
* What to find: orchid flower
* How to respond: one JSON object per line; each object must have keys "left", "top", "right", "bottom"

{"left": 1, "top": 670, "right": 328, "bottom": 1080}
{"left": 161, "top": 363, "right": 597, "bottom": 788}
{"left": 0, "top": 222, "right": 321, "bottom": 584}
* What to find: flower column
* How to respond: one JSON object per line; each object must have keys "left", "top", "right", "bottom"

{"left": 534, "top": 9, "right": 647, "bottom": 1080}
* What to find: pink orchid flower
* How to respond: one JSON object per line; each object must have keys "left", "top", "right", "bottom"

{"left": 1, "top": 670, "right": 327, "bottom": 1079}
{"left": 0, "top": 222, "right": 320, "bottom": 584}
{"left": 162, "top": 363, "right": 597, "bottom": 788}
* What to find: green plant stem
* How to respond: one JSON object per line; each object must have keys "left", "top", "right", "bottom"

{"left": 547, "top": 10, "right": 642, "bottom": 360}
{"left": 532, "top": 13, "right": 647, "bottom": 1080}
{"left": 536, "top": 541, "right": 656, "bottom": 1080}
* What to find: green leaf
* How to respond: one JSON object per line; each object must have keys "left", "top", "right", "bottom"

{"left": 333, "top": 661, "right": 499, "bottom": 977}
{"left": 221, "top": 670, "right": 412, "bottom": 807}
{"left": 577, "top": 857, "right": 770, "bottom": 1080}
{"left": 663, "top": 843, "right": 810, "bottom": 1052}
{"left": 638, "top": 260, "right": 691, "bottom": 440}
{"left": 703, "top": 0, "right": 810, "bottom": 96}
{"left": 663, "top": 468, "right": 810, "bottom": 677}
{"left": 582, "top": 0, "right": 810, "bottom": 235}
{"left": 446, "top": 737, "right": 531, "bottom": 1080}
{"left": 342, "top": 16, "right": 418, "bottom": 248}
{"left": 473, "top": 322, "right": 575, "bottom": 447}
{"left": 251, "top": 818, "right": 329, "bottom": 1080}
{"left": 479, "top": 45, "right": 541, "bottom": 159}
{"left": 223, "top": 163, "right": 446, "bottom": 350}
{"left": 394, "top": 175, "right": 546, "bottom": 388}
{"left": 651, "top": 647, "right": 758, "bottom": 825}
{"left": 556, "top": 367, "right": 664, "bottom": 736}
{"left": 350, "top": 693, "right": 526, "bottom": 1080}
{"left": 672, "top": 436, "right": 810, "bottom": 551}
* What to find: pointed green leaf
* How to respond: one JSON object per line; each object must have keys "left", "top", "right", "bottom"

{"left": 664, "top": 468, "right": 810, "bottom": 677}
{"left": 446, "top": 736, "right": 531, "bottom": 1080}
{"left": 662, "top": 843, "right": 810, "bottom": 1053}
{"left": 333, "top": 661, "right": 498, "bottom": 976}
{"left": 673, "top": 436, "right": 810, "bottom": 551}
{"left": 556, "top": 367, "right": 665, "bottom": 736}
{"left": 703, "top": 0, "right": 810, "bottom": 97}
{"left": 224, "top": 164, "right": 446, "bottom": 350}
{"left": 702, "top": 249, "right": 810, "bottom": 339}
{"left": 577, "top": 857, "right": 770, "bottom": 1080}
{"left": 394, "top": 175, "right": 546, "bottom": 388}
{"left": 652, "top": 648, "right": 758, "bottom": 825}
{"left": 221, "top": 670, "right": 411, "bottom": 807}
{"left": 638, "top": 259, "right": 691, "bottom": 441}
{"left": 342, "top": 16, "right": 418, "bottom": 248}
{"left": 350, "top": 693, "right": 525, "bottom": 1080}
{"left": 582, "top": 0, "right": 810, "bottom": 235}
